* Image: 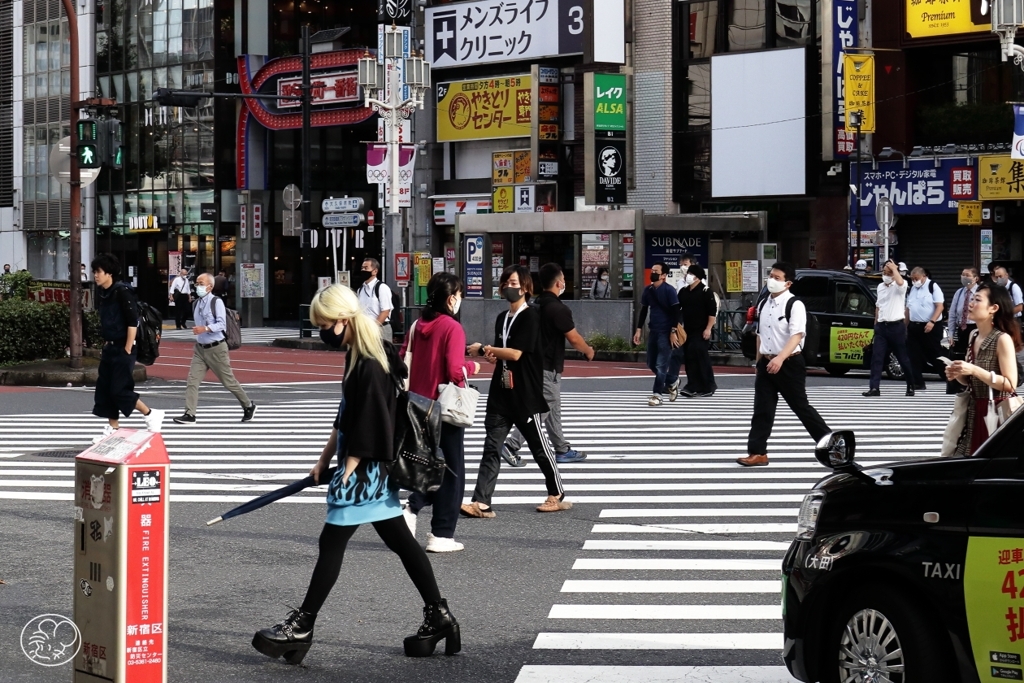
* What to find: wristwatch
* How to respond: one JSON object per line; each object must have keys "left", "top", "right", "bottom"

{"left": 477, "top": 344, "right": 486, "bottom": 357}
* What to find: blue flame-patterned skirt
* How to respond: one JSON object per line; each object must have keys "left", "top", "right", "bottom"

{"left": 324, "top": 397, "right": 402, "bottom": 527}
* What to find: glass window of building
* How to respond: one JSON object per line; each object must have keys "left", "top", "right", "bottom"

{"left": 688, "top": 2, "right": 720, "bottom": 60}
{"left": 775, "top": 0, "right": 815, "bottom": 46}
{"left": 727, "top": 0, "right": 765, "bottom": 51}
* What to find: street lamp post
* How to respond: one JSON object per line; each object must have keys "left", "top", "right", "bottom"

{"left": 358, "top": 27, "right": 429, "bottom": 277}
{"left": 301, "top": 25, "right": 313, "bottom": 310}
{"left": 61, "top": 0, "right": 83, "bottom": 369}
{"left": 849, "top": 109, "right": 863, "bottom": 267}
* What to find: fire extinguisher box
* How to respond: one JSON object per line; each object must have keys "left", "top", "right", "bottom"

{"left": 74, "top": 429, "right": 170, "bottom": 682}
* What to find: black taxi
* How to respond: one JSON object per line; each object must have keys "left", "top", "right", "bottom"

{"left": 782, "top": 407, "right": 1024, "bottom": 683}
{"left": 742, "top": 269, "right": 908, "bottom": 380}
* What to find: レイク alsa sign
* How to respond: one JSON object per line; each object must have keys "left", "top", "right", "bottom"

{"left": 593, "top": 74, "right": 626, "bottom": 132}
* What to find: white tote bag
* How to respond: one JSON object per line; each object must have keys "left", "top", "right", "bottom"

{"left": 402, "top": 320, "right": 417, "bottom": 391}
{"left": 940, "top": 391, "right": 970, "bottom": 458}
{"left": 437, "top": 367, "right": 479, "bottom": 427}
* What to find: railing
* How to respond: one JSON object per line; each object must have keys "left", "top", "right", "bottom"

{"left": 711, "top": 308, "right": 749, "bottom": 353}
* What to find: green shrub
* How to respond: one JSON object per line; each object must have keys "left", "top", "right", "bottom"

{"left": 586, "top": 333, "right": 640, "bottom": 353}
{"left": 0, "top": 299, "right": 103, "bottom": 364}
{"left": 0, "top": 271, "right": 34, "bottom": 300}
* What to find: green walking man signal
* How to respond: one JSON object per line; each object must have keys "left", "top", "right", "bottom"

{"left": 75, "top": 117, "right": 124, "bottom": 170}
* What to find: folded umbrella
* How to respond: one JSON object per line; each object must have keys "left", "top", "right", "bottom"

{"left": 206, "top": 466, "right": 336, "bottom": 526}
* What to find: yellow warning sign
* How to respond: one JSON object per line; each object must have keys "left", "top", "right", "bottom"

{"left": 958, "top": 200, "right": 982, "bottom": 226}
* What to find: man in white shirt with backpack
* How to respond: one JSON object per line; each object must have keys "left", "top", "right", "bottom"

{"left": 173, "top": 273, "right": 256, "bottom": 425}
{"left": 357, "top": 258, "right": 394, "bottom": 342}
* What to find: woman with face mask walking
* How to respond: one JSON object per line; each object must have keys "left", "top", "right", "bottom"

{"left": 461, "top": 265, "right": 571, "bottom": 517}
{"left": 252, "top": 284, "right": 459, "bottom": 665}
{"left": 400, "top": 273, "right": 481, "bottom": 552}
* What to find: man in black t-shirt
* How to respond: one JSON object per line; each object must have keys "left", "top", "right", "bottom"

{"left": 503, "top": 264, "right": 595, "bottom": 465}
{"left": 673, "top": 264, "right": 719, "bottom": 397}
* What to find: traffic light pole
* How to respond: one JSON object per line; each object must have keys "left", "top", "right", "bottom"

{"left": 63, "top": 0, "right": 83, "bottom": 370}
{"left": 300, "top": 25, "right": 313, "bottom": 310}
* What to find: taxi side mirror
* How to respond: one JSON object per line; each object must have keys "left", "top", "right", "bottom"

{"left": 815, "top": 430, "right": 857, "bottom": 470}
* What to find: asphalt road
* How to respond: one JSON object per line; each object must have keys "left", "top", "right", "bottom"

{"left": 0, "top": 367, "right": 934, "bottom": 682}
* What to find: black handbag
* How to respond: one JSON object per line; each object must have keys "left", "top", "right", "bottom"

{"left": 387, "top": 387, "right": 446, "bottom": 494}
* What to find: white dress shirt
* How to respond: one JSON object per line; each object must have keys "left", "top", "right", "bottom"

{"left": 357, "top": 277, "right": 394, "bottom": 322}
{"left": 758, "top": 290, "right": 807, "bottom": 355}
{"left": 1006, "top": 279, "right": 1024, "bottom": 318}
{"left": 906, "top": 279, "right": 943, "bottom": 323}
{"left": 169, "top": 275, "right": 191, "bottom": 296}
{"left": 875, "top": 279, "right": 908, "bottom": 322}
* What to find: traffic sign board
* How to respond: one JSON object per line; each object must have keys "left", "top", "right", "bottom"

{"left": 283, "top": 184, "right": 301, "bottom": 210}
{"left": 322, "top": 197, "right": 365, "bottom": 213}
{"left": 322, "top": 213, "right": 364, "bottom": 228}
{"left": 875, "top": 195, "right": 894, "bottom": 231}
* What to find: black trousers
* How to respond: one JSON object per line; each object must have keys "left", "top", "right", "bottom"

{"left": 472, "top": 410, "right": 563, "bottom": 506}
{"left": 869, "top": 321, "right": 915, "bottom": 391}
{"left": 681, "top": 335, "right": 718, "bottom": 394}
{"left": 300, "top": 517, "right": 441, "bottom": 616}
{"left": 408, "top": 423, "right": 465, "bottom": 538}
{"left": 172, "top": 292, "right": 190, "bottom": 328}
{"left": 906, "top": 321, "right": 945, "bottom": 386}
{"left": 92, "top": 343, "right": 139, "bottom": 420}
{"left": 746, "top": 355, "right": 831, "bottom": 456}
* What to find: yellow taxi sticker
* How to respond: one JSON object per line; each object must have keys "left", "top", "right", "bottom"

{"left": 966, "top": 537, "right": 1024, "bottom": 681}
{"left": 829, "top": 327, "right": 874, "bottom": 365}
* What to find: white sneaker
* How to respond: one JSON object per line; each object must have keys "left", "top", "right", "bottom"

{"left": 144, "top": 409, "right": 165, "bottom": 433}
{"left": 92, "top": 424, "right": 115, "bottom": 444}
{"left": 403, "top": 506, "right": 417, "bottom": 537}
{"left": 667, "top": 383, "right": 678, "bottom": 402}
{"left": 426, "top": 533, "right": 464, "bottom": 553}
{"left": 648, "top": 395, "right": 663, "bottom": 406}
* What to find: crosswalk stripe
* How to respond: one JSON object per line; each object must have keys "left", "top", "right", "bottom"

{"left": 547, "top": 604, "right": 782, "bottom": 620}
{"left": 571, "top": 559, "right": 781, "bottom": 571}
{"left": 532, "top": 633, "right": 782, "bottom": 650}
{"left": 591, "top": 523, "right": 797, "bottom": 534}
{"left": 582, "top": 540, "right": 792, "bottom": 550}
{"left": 561, "top": 580, "right": 781, "bottom": 593}
{"left": 598, "top": 508, "right": 799, "bottom": 518}
{"left": 513, "top": 665, "right": 796, "bottom": 683}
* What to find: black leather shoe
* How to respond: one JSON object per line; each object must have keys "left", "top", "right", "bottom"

{"left": 913, "top": 383, "right": 926, "bottom": 391}
{"left": 862, "top": 389, "right": 880, "bottom": 397}
{"left": 404, "top": 598, "right": 461, "bottom": 657}
{"left": 252, "top": 608, "right": 315, "bottom": 665}
{"left": 906, "top": 386, "right": 916, "bottom": 397}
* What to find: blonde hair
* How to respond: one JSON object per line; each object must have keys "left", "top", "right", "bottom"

{"left": 309, "top": 284, "right": 390, "bottom": 372}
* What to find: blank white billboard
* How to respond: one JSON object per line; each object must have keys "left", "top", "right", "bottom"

{"left": 711, "top": 48, "right": 806, "bottom": 198}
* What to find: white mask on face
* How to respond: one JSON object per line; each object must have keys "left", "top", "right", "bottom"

{"left": 195, "top": 285, "right": 209, "bottom": 297}
{"left": 882, "top": 275, "right": 893, "bottom": 284}
{"left": 684, "top": 274, "right": 697, "bottom": 286}
{"left": 766, "top": 278, "right": 787, "bottom": 294}
{"left": 450, "top": 296, "right": 462, "bottom": 315}
{"left": 600, "top": 274, "right": 609, "bottom": 281}
{"left": 913, "top": 280, "right": 924, "bottom": 289}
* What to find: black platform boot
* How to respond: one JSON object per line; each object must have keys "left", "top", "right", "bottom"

{"left": 252, "top": 608, "right": 316, "bottom": 665}
{"left": 404, "top": 598, "right": 461, "bottom": 657}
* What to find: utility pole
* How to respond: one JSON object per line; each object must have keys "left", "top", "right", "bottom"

{"left": 62, "top": 0, "right": 82, "bottom": 370}
{"left": 850, "top": 109, "right": 863, "bottom": 268}
{"left": 300, "top": 25, "right": 313, "bottom": 309}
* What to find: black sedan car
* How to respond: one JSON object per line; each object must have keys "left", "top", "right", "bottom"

{"left": 742, "top": 269, "right": 912, "bottom": 380}
{"left": 782, "top": 408, "right": 1024, "bottom": 683}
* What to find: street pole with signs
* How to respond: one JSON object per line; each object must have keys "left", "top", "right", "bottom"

{"left": 875, "top": 195, "right": 894, "bottom": 264}
{"left": 358, "top": 27, "right": 429, "bottom": 280}
{"left": 849, "top": 109, "right": 863, "bottom": 267}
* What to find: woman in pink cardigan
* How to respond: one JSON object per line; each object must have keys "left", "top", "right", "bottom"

{"left": 400, "top": 273, "right": 481, "bottom": 553}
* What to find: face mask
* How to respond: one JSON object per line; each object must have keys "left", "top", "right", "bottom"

{"left": 850, "top": 298, "right": 860, "bottom": 308}
{"left": 600, "top": 274, "right": 609, "bottom": 281}
{"left": 503, "top": 287, "right": 523, "bottom": 303}
{"left": 882, "top": 275, "right": 893, "bottom": 284}
{"left": 650, "top": 272, "right": 661, "bottom": 284}
{"left": 995, "top": 276, "right": 1009, "bottom": 287}
{"left": 766, "top": 278, "right": 786, "bottom": 294}
{"left": 195, "top": 285, "right": 209, "bottom": 297}
{"left": 355, "top": 270, "right": 372, "bottom": 286}
{"left": 319, "top": 324, "right": 345, "bottom": 348}
{"left": 684, "top": 274, "right": 697, "bottom": 286}
{"left": 558, "top": 282, "right": 566, "bottom": 297}
{"left": 961, "top": 276, "right": 974, "bottom": 288}
{"left": 912, "top": 280, "right": 924, "bottom": 289}
{"left": 450, "top": 296, "right": 462, "bottom": 315}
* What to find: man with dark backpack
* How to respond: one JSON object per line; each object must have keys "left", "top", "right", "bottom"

{"left": 90, "top": 253, "right": 164, "bottom": 443}
{"left": 737, "top": 262, "right": 831, "bottom": 468}
{"left": 173, "top": 273, "right": 256, "bottom": 424}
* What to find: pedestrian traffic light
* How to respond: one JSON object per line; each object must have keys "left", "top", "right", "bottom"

{"left": 153, "top": 88, "right": 208, "bottom": 108}
{"left": 105, "top": 118, "right": 124, "bottom": 170}
{"left": 76, "top": 117, "right": 101, "bottom": 169}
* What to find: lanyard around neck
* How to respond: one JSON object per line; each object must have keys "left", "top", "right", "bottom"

{"left": 503, "top": 304, "right": 527, "bottom": 347}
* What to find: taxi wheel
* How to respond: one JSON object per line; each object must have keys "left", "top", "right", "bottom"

{"left": 885, "top": 353, "right": 906, "bottom": 381}
{"left": 823, "top": 585, "right": 946, "bottom": 683}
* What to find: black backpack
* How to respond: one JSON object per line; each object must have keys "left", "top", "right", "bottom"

{"left": 756, "top": 295, "right": 820, "bottom": 361}
{"left": 383, "top": 348, "right": 446, "bottom": 494}
{"left": 133, "top": 294, "right": 163, "bottom": 366}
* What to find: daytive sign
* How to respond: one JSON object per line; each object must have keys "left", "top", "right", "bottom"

{"left": 595, "top": 138, "right": 627, "bottom": 204}
{"left": 426, "top": 0, "right": 585, "bottom": 69}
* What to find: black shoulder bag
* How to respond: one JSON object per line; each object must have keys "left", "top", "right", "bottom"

{"left": 386, "top": 362, "right": 446, "bottom": 494}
